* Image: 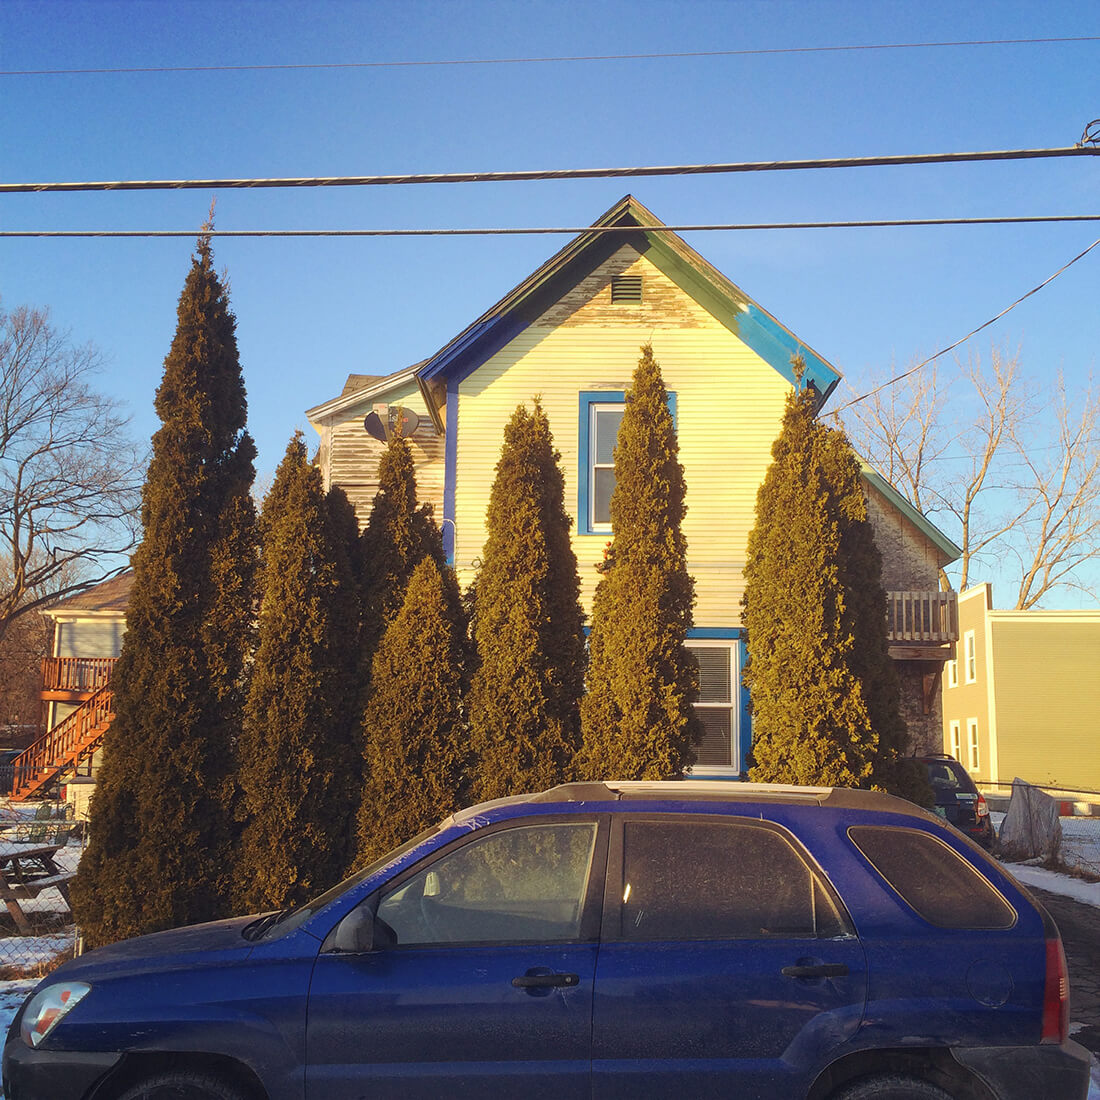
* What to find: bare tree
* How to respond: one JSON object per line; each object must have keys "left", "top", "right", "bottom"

{"left": 0, "top": 302, "right": 143, "bottom": 644}
{"left": 1008, "top": 373, "right": 1100, "bottom": 608}
{"left": 841, "top": 345, "right": 1100, "bottom": 608}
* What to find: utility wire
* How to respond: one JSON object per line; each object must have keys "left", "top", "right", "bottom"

{"left": 4, "top": 35, "right": 1099, "bottom": 76}
{"left": 834, "top": 236, "right": 1100, "bottom": 413}
{"left": 4, "top": 146, "right": 1096, "bottom": 194}
{"left": 5, "top": 215, "right": 1100, "bottom": 239}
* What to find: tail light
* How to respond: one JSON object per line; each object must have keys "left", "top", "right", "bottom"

{"left": 1041, "top": 937, "right": 1069, "bottom": 1044}
{"left": 976, "top": 794, "right": 989, "bottom": 818}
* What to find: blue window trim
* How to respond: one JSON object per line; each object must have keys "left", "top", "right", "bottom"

{"left": 442, "top": 378, "right": 459, "bottom": 564}
{"left": 577, "top": 390, "right": 677, "bottom": 536}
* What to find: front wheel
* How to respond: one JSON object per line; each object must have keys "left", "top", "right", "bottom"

{"left": 115, "top": 1072, "right": 247, "bottom": 1100}
{"left": 832, "top": 1075, "right": 954, "bottom": 1100}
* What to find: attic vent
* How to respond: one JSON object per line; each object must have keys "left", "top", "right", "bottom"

{"left": 611, "top": 274, "right": 643, "bottom": 303}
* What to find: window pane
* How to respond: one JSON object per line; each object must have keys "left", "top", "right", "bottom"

{"left": 594, "top": 408, "right": 624, "bottom": 464}
{"left": 593, "top": 467, "right": 615, "bottom": 525}
{"left": 377, "top": 823, "right": 597, "bottom": 946}
{"left": 693, "top": 708, "right": 732, "bottom": 766}
{"left": 689, "top": 646, "right": 731, "bottom": 703}
{"left": 848, "top": 826, "right": 1014, "bottom": 929}
{"left": 619, "top": 821, "right": 839, "bottom": 941}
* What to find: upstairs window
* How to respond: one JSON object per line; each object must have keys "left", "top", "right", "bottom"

{"left": 590, "top": 402, "right": 625, "bottom": 529}
{"left": 578, "top": 390, "right": 677, "bottom": 536}
{"left": 964, "top": 631, "right": 977, "bottom": 683}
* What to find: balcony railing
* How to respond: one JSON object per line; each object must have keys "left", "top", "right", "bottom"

{"left": 41, "top": 656, "right": 117, "bottom": 695}
{"left": 886, "top": 591, "right": 958, "bottom": 645}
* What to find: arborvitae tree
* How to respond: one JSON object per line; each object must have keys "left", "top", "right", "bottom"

{"left": 577, "top": 345, "right": 699, "bottom": 780}
{"left": 467, "top": 401, "right": 586, "bottom": 800}
{"left": 234, "top": 434, "right": 362, "bottom": 912}
{"left": 359, "top": 435, "right": 441, "bottom": 671}
{"left": 829, "top": 447, "right": 931, "bottom": 803}
{"left": 355, "top": 556, "right": 469, "bottom": 866}
{"left": 72, "top": 232, "right": 257, "bottom": 946}
{"left": 742, "top": 378, "right": 921, "bottom": 796}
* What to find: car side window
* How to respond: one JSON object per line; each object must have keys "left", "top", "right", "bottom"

{"left": 848, "top": 825, "right": 1016, "bottom": 929}
{"left": 614, "top": 819, "right": 849, "bottom": 941}
{"left": 375, "top": 822, "right": 598, "bottom": 947}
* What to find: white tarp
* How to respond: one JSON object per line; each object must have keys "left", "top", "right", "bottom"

{"left": 999, "top": 778, "right": 1064, "bottom": 861}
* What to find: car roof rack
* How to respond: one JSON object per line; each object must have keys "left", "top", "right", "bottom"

{"left": 525, "top": 780, "right": 909, "bottom": 811}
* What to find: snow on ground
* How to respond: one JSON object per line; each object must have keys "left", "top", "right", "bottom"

{"left": 1004, "top": 861, "right": 1100, "bottom": 908}
{"left": 1061, "top": 816, "right": 1100, "bottom": 878}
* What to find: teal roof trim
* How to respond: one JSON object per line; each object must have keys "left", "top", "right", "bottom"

{"left": 859, "top": 461, "right": 962, "bottom": 563}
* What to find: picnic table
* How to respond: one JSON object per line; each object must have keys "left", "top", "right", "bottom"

{"left": 0, "top": 842, "right": 74, "bottom": 934}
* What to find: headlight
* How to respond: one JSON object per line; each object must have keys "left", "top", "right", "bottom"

{"left": 19, "top": 981, "right": 91, "bottom": 1048}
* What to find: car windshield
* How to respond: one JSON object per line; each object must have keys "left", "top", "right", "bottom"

{"left": 251, "top": 822, "right": 446, "bottom": 942}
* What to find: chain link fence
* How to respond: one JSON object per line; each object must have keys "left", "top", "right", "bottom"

{"left": 0, "top": 798, "right": 82, "bottom": 980}
{"left": 977, "top": 780, "right": 1100, "bottom": 878}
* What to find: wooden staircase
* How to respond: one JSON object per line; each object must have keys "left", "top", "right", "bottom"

{"left": 9, "top": 680, "right": 115, "bottom": 802}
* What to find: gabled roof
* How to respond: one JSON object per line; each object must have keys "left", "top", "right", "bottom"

{"left": 44, "top": 571, "right": 133, "bottom": 616}
{"left": 859, "top": 460, "right": 962, "bottom": 563}
{"left": 416, "top": 194, "right": 842, "bottom": 402}
{"left": 305, "top": 363, "right": 424, "bottom": 425}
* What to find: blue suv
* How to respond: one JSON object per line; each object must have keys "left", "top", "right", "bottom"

{"left": 3, "top": 782, "right": 1091, "bottom": 1100}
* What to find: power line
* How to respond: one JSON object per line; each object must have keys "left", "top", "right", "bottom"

{"left": 834, "top": 235, "right": 1100, "bottom": 413}
{"left": 4, "top": 36, "right": 1099, "bottom": 77}
{"left": 5, "top": 215, "right": 1100, "bottom": 239}
{"left": 3, "top": 146, "right": 1096, "bottom": 194}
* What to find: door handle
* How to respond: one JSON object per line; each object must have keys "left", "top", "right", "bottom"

{"left": 512, "top": 972, "right": 580, "bottom": 988}
{"left": 781, "top": 963, "right": 849, "bottom": 979}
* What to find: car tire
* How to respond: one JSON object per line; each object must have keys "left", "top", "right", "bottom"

{"left": 114, "top": 1071, "right": 248, "bottom": 1100}
{"left": 831, "top": 1075, "right": 954, "bottom": 1100}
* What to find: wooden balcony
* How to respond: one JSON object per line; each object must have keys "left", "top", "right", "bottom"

{"left": 40, "top": 656, "right": 117, "bottom": 702}
{"left": 886, "top": 590, "right": 958, "bottom": 660}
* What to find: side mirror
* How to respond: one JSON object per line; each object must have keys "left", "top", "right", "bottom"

{"left": 327, "top": 905, "right": 374, "bottom": 954}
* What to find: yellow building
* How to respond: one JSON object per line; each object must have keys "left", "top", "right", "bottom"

{"left": 942, "top": 583, "right": 1100, "bottom": 794}
{"left": 309, "top": 196, "right": 961, "bottom": 772}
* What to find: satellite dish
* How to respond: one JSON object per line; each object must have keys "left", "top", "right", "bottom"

{"left": 363, "top": 406, "right": 420, "bottom": 442}
{"left": 387, "top": 406, "right": 420, "bottom": 439}
{"left": 363, "top": 411, "right": 387, "bottom": 442}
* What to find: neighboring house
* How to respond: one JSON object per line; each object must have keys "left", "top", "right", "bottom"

{"left": 6, "top": 573, "right": 130, "bottom": 801}
{"left": 942, "top": 583, "right": 1100, "bottom": 794}
{"left": 308, "top": 195, "right": 961, "bottom": 770}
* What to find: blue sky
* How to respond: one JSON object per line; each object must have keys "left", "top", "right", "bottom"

{"left": 2, "top": 0, "right": 1098, "bottom": 602}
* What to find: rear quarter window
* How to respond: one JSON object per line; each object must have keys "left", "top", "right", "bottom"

{"left": 848, "top": 825, "right": 1015, "bottom": 929}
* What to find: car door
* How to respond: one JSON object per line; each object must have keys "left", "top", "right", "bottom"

{"left": 591, "top": 814, "right": 867, "bottom": 1099}
{"left": 306, "top": 815, "right": 607, "bottom": 1100}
